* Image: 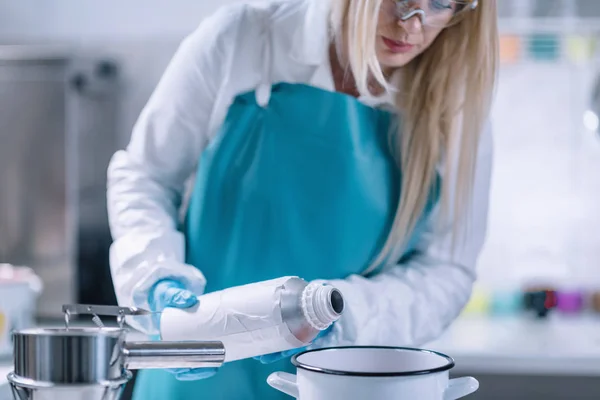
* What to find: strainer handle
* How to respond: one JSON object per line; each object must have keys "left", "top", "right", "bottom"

{"left": 122, "top": 341, "right": 226, "bottom": 370}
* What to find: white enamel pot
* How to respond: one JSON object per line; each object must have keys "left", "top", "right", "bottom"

{"left": 267, "top": 346, "right": 479, "bottom": 400}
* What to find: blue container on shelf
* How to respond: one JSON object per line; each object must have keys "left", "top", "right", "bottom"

{"left": 528, "top": 34, "right": 560, "bottom": 61}
{"left": 490, "top": 290, "right": 523, "bottom": 316}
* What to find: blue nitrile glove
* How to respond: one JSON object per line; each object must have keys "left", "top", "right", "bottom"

{"left": 253, "top": 324, "right": 334, "bottom": 365}
{"left": 148, "top": 279, "right": 218, "bottom": 381}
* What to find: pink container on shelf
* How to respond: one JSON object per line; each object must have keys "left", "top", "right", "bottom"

{"left": 555, "top": 290, "right": 585, "bottom": 315}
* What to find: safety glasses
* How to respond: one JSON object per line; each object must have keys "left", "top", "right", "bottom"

{"left": 382, "top": 0, "right": 479, "bottom": 29}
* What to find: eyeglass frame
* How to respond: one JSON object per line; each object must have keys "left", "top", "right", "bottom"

{"left": 395, "top": 0, "right": 479, "bottom": 27}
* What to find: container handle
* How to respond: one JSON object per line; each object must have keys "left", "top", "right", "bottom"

{"left": 444, "top": 377, "right": 479, "bottom": 399}
{"left": 267, "top": 372, "right": 299, "bottom": 398}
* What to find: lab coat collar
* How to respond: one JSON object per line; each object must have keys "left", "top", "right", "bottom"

{"left": 288, "top": 0, "right": 331, "bottom": 66}
{"left": 286, "top": 0, "right": 396, "bottom": 108}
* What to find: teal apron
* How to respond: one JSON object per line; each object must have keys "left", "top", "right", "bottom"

{"left": 132, "top": 82, "right": 440, "bottom": 400}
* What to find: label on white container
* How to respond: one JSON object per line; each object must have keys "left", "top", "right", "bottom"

{"left": 160, "top": 277, "right": 305, "bottom": 362}
{"left": 0, "top": 282, "right": 35, "bottom": 356}
{"left": 0, "top": 310, "right": 7, "bottom": 351}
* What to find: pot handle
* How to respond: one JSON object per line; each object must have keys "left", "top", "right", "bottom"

{"left": 443, "top": 377, "right": 479, "bottom": 399}
{"left": 267, "top": 372, "right": 299, "bottom": 398}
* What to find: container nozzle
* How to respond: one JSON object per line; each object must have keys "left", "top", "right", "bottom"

{"left": 301, "top": 283, "right": 345, "bottom": 330}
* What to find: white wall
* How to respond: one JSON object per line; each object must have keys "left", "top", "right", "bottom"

{"left": 479, "top": 61, "right": 600, "bottom": 288}
{"left": 0, "top": 0, "right": 241, "bottom": 41}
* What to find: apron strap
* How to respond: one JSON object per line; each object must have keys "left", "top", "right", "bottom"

{"left": 255, "top": 10, "right": 272, "bottom": 107}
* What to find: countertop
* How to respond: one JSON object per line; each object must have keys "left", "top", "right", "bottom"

{"left": 1, "top": 314, "right": 599, "bottom": 393}
{"left": 426, "top": 314, "right": 600, "bottom": 376}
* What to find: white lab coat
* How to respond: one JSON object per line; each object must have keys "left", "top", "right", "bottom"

{"left": 107, "top": 0, "right": 493, "bottom": 346}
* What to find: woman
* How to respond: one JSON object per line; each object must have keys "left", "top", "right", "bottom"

{"left": 107, "top": 0, "right": 497, "bottom": 398}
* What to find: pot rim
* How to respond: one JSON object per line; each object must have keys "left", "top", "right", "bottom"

{"left": 291, "top": 346, "right": 455, "bottom": 377}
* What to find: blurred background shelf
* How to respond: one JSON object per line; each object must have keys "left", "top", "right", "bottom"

{"left": 427, "top": 314, "right": 600, "bottom": 377}
{"left": 499, "top": 18, "right": 600, "bottom": 34}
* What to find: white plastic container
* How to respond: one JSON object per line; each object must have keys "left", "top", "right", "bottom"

{"left": 160, "top": 276, "right": 344, "bottom": 362}
{"left": 0, "top": 264, "right": 42, "bottom": 358}
{"left": 267, "top": 347, "right": 479, "bottom": 400}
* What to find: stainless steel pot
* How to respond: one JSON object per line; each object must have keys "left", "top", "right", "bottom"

{"left": 7, "top": 305, "right": 226, "bottom": 400}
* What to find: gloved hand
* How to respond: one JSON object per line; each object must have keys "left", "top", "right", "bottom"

{"left": 253, "top": 324, "right": 334, "bottom": 365}
{"left": 148, "top": 279, "right": 218, "bottom": 381}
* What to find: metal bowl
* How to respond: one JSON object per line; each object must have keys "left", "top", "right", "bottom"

{"left": 12, "top": 328, "right": 127, "bottom": 385}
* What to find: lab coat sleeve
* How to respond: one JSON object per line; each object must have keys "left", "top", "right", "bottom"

{"left": 318, "top": 121, "right": 494, "bottom": 348}
{"left": 106, "top": 9, "right": 238, "bottom": 332}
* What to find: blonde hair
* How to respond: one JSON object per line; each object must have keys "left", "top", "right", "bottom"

{"left": 330, "top": 0, "right": 498, "bottom": 273}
